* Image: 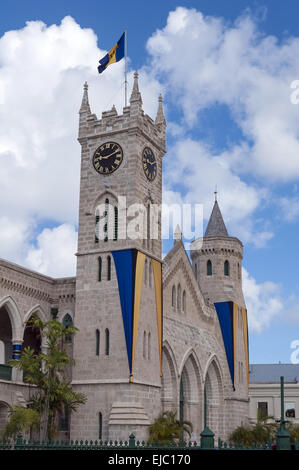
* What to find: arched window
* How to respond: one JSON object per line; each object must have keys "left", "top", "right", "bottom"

{"left": 105, "top": 329, "right": 109, "bottom": 356}
{"left": 96, "top": 329, "right": 100, "bottom": 356}
{"left": 113, "top": 206, "right": 118, "bottom": 241}
{"left": 95, "top": 208, "right": 100, "bottom": 243}
{"left": 207, "top": 260, "right": 212, "bottom": 276}
{"left": 98, "top": 257, "right": 102, "bottom": 282}
{"left": 182, "top": 290, "right": 186, "bottom": 313}
{"left": 148, "top": 332, "right": 151, "bottom": 360}
{"left": 143, "top": 331, "right": 147, "bottom": 359}
{"left": 224, "top": 260, "right": 230, "bottom": 276}
{"left": 238, "top": 263, "right": 241, "bottom": 280}
{"left": 194, "top": 263, "right": 197, "bottom": 280}
{"left": 63, "top": 314, "right": 73, "bottom": 343}
{"left": 104, "top": 198, "right": 109, "bottom": 242}
{"left": 177, "top": 284, "right": 181, "bottom": 312}
{"left": 58, "top": 407, "right": 69, "bottom": 432}
{"left": 172, "top": 286, "right": 176, "bottom": 309}
{"left": 99, "top": 412, "right": 103, "bottom": 439}
{"left": 107, "top": 256, "right": 111, "bottom": 281}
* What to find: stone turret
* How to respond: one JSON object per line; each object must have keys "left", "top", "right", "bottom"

{"left": 190, "top": 199, "right": 245, "bottom": 307}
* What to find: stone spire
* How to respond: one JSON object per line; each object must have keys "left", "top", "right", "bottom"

{"left": 205, "top": 200, "right": 228, "bottom": 237}
{"left": 130, "top": 71, "right": 143, "bottom": 116}
{"left": 78, "top": 82, "right": 92, "bottom": 140}
{"left": 79, "top": 81, "right": 91, "bottom": 114}
{"left": 155, "top": 94, "right": 166, "bottom": 127}
{"left": 174, "top": 224, "right": 182, "bottom": 245}
{"left": 130, "top": 71, "right": 142, "bottom": 103}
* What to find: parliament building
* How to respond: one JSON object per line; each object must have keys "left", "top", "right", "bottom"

{"left": 0, "top": 73, "right": 249, "bottom": 442}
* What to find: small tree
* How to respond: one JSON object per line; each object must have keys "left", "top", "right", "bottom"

{"left": 229, "top": 413, "right": 278, "bottom": 446}
{"left": 2, "top": 406, "right": 40, "bottom": 440}
{"left": 5, "top": 314, "right": 86, "bottom": 440}
{"left": 149, "top": 410, "right": 193, "bottom": 443}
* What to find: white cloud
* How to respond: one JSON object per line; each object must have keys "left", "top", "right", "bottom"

{"left": 147, "top": 7, "right": 299, "bottom": 182}
{"left": 26, "top": 224, "right": 77, "bottom": 277}
{"left": 278, "top": 196, "right": 299, "bottom": 221}
{"left": 0, "top": 216, "right": 32, "bottom": 264}
{"left": 163, "top": 138, "right": 269, "bottom": 244}
{"left": 242, "top": 267, "right": 283, "bottom": 333}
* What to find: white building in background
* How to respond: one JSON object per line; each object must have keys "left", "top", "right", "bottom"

{"left": 249, "top": 364, "right": 299, "bottom": 425}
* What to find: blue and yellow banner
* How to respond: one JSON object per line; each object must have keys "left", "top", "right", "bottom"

{"left": 214, "top": 301, "right": 235, "bottom": 387}
{"left": 112, "top": 249, "right": 163, "bottom": 382}
{"left": 214, "top": 301, "right": 249, "bottom": 388}
{"left": 98, "top": 33, "right": 125, "bottom": 74}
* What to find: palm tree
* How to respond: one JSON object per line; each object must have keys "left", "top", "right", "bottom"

{"left": 149, "top": 410, "right": 193, "bottom": 443}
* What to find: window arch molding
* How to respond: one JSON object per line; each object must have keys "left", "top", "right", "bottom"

{"left": 224, "top": 260, "right": 230, "bottom": 277}
{"left": 177, "top": 284, "right": 181, "bottom": 312}
{"left": 93, "top": 191, "right": 119, "bottom": 244}
{"left": 172, "top": 285, "right": 176, "bottom": 309}
{"left": 105, "top": 328, "right": 110, "bottom": 356}
{"left": 207, "top": 260, "right": 212, "bottom": 276}
{"left": 62, "top": 313, "right": 74, "bottom": 343}
{"left": 182, "top": 290, "right": 186, "bottom": 313}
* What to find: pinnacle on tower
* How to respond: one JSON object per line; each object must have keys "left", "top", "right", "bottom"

{"left": 155, "top": 94, "right": 166, "bottom": 127}
{"left": 205, "top": 199, "right": 228, "bottom": 237}
{"left": 79, "top": 81, "right": 91, "bottom": 114}
{"left": 174, "top": 224, "right": 182, "bottom": 244}
{"left": 130, "top": 71, "right": 143, "bottom": 106}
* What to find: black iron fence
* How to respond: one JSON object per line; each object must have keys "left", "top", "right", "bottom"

{"left": 1, "top": 428, "right": 298, "bottom": 451}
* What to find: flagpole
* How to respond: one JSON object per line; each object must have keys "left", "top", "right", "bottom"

{"left": 124, "top": 29, "right": 128, "bottom": 107}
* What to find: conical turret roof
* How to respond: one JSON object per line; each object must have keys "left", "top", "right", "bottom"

{"left": 205, "top": 200, "right": 228, "bottom": 237}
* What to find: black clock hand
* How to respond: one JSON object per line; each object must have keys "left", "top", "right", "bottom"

{"left": 98, "top": 150, "right": 120, "bottom": 160}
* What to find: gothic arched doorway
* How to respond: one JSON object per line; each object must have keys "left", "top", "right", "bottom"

{"left": 179, "top": 353, "right": 202, "bottom": 437}
{"left": 0, "top": 306, "right": 13, "bottom": 380}
{"left": 204, "top": 359, "right": 224, "bottom": 439}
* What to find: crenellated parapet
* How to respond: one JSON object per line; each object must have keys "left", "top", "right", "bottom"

{"left": 78, "top": 73, "right": 166, "bottom": 154}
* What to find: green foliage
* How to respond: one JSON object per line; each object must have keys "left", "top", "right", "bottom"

{"left": 5, "top": 314, "right": 86, "bottom": 440}
{"left": 229, "top": 415, "right": 278, "bottom": 446}
{"left": 230, "top": 412, "right": 299, "bottom": 446}
{"left": 1, "top": 406, "right": 40, "bottom": 440}
{"left": 149, "top": 411, "right": 193, "bottom": 443}
{"left": 286, "top": 422, "right": 299, "bottom": 442}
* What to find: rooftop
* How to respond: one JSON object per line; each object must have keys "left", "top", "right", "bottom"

{"left": 205, "top": 200, "right": 228, "bottom": 237}
{"left": 249, "top": 364, "right": 299, "bottom": 384}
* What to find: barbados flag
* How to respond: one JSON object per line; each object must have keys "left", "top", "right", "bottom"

{"left": 98, "top": 33, "right": 125, "bottom": 74}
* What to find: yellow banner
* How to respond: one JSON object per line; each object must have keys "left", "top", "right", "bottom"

{"left": 131, "top": 251, "right": 146, "bottom": 382}
{"left": 152, "top": 258, "right": 163, "bottom": 377}
{"left": 242, "top": 307, "right": 250, "bottom": 387}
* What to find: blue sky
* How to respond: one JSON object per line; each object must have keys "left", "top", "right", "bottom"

{"left": 1, "top": 0, "right": 299, "bottom": 364}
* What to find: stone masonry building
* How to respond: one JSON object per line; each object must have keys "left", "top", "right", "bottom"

{"left": 0, "top": 73, "right": 249, "bottom": 442}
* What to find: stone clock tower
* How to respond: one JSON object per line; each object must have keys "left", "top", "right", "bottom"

{"left": 71, "top": 73, "right": 166, "bottom": 441}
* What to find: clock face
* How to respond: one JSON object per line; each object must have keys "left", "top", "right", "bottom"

{"left": 93, "top": 142, "right": 123, "bottom": 175}
{"left": 142, "top": 147, "right": 157, "bottom": 182}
